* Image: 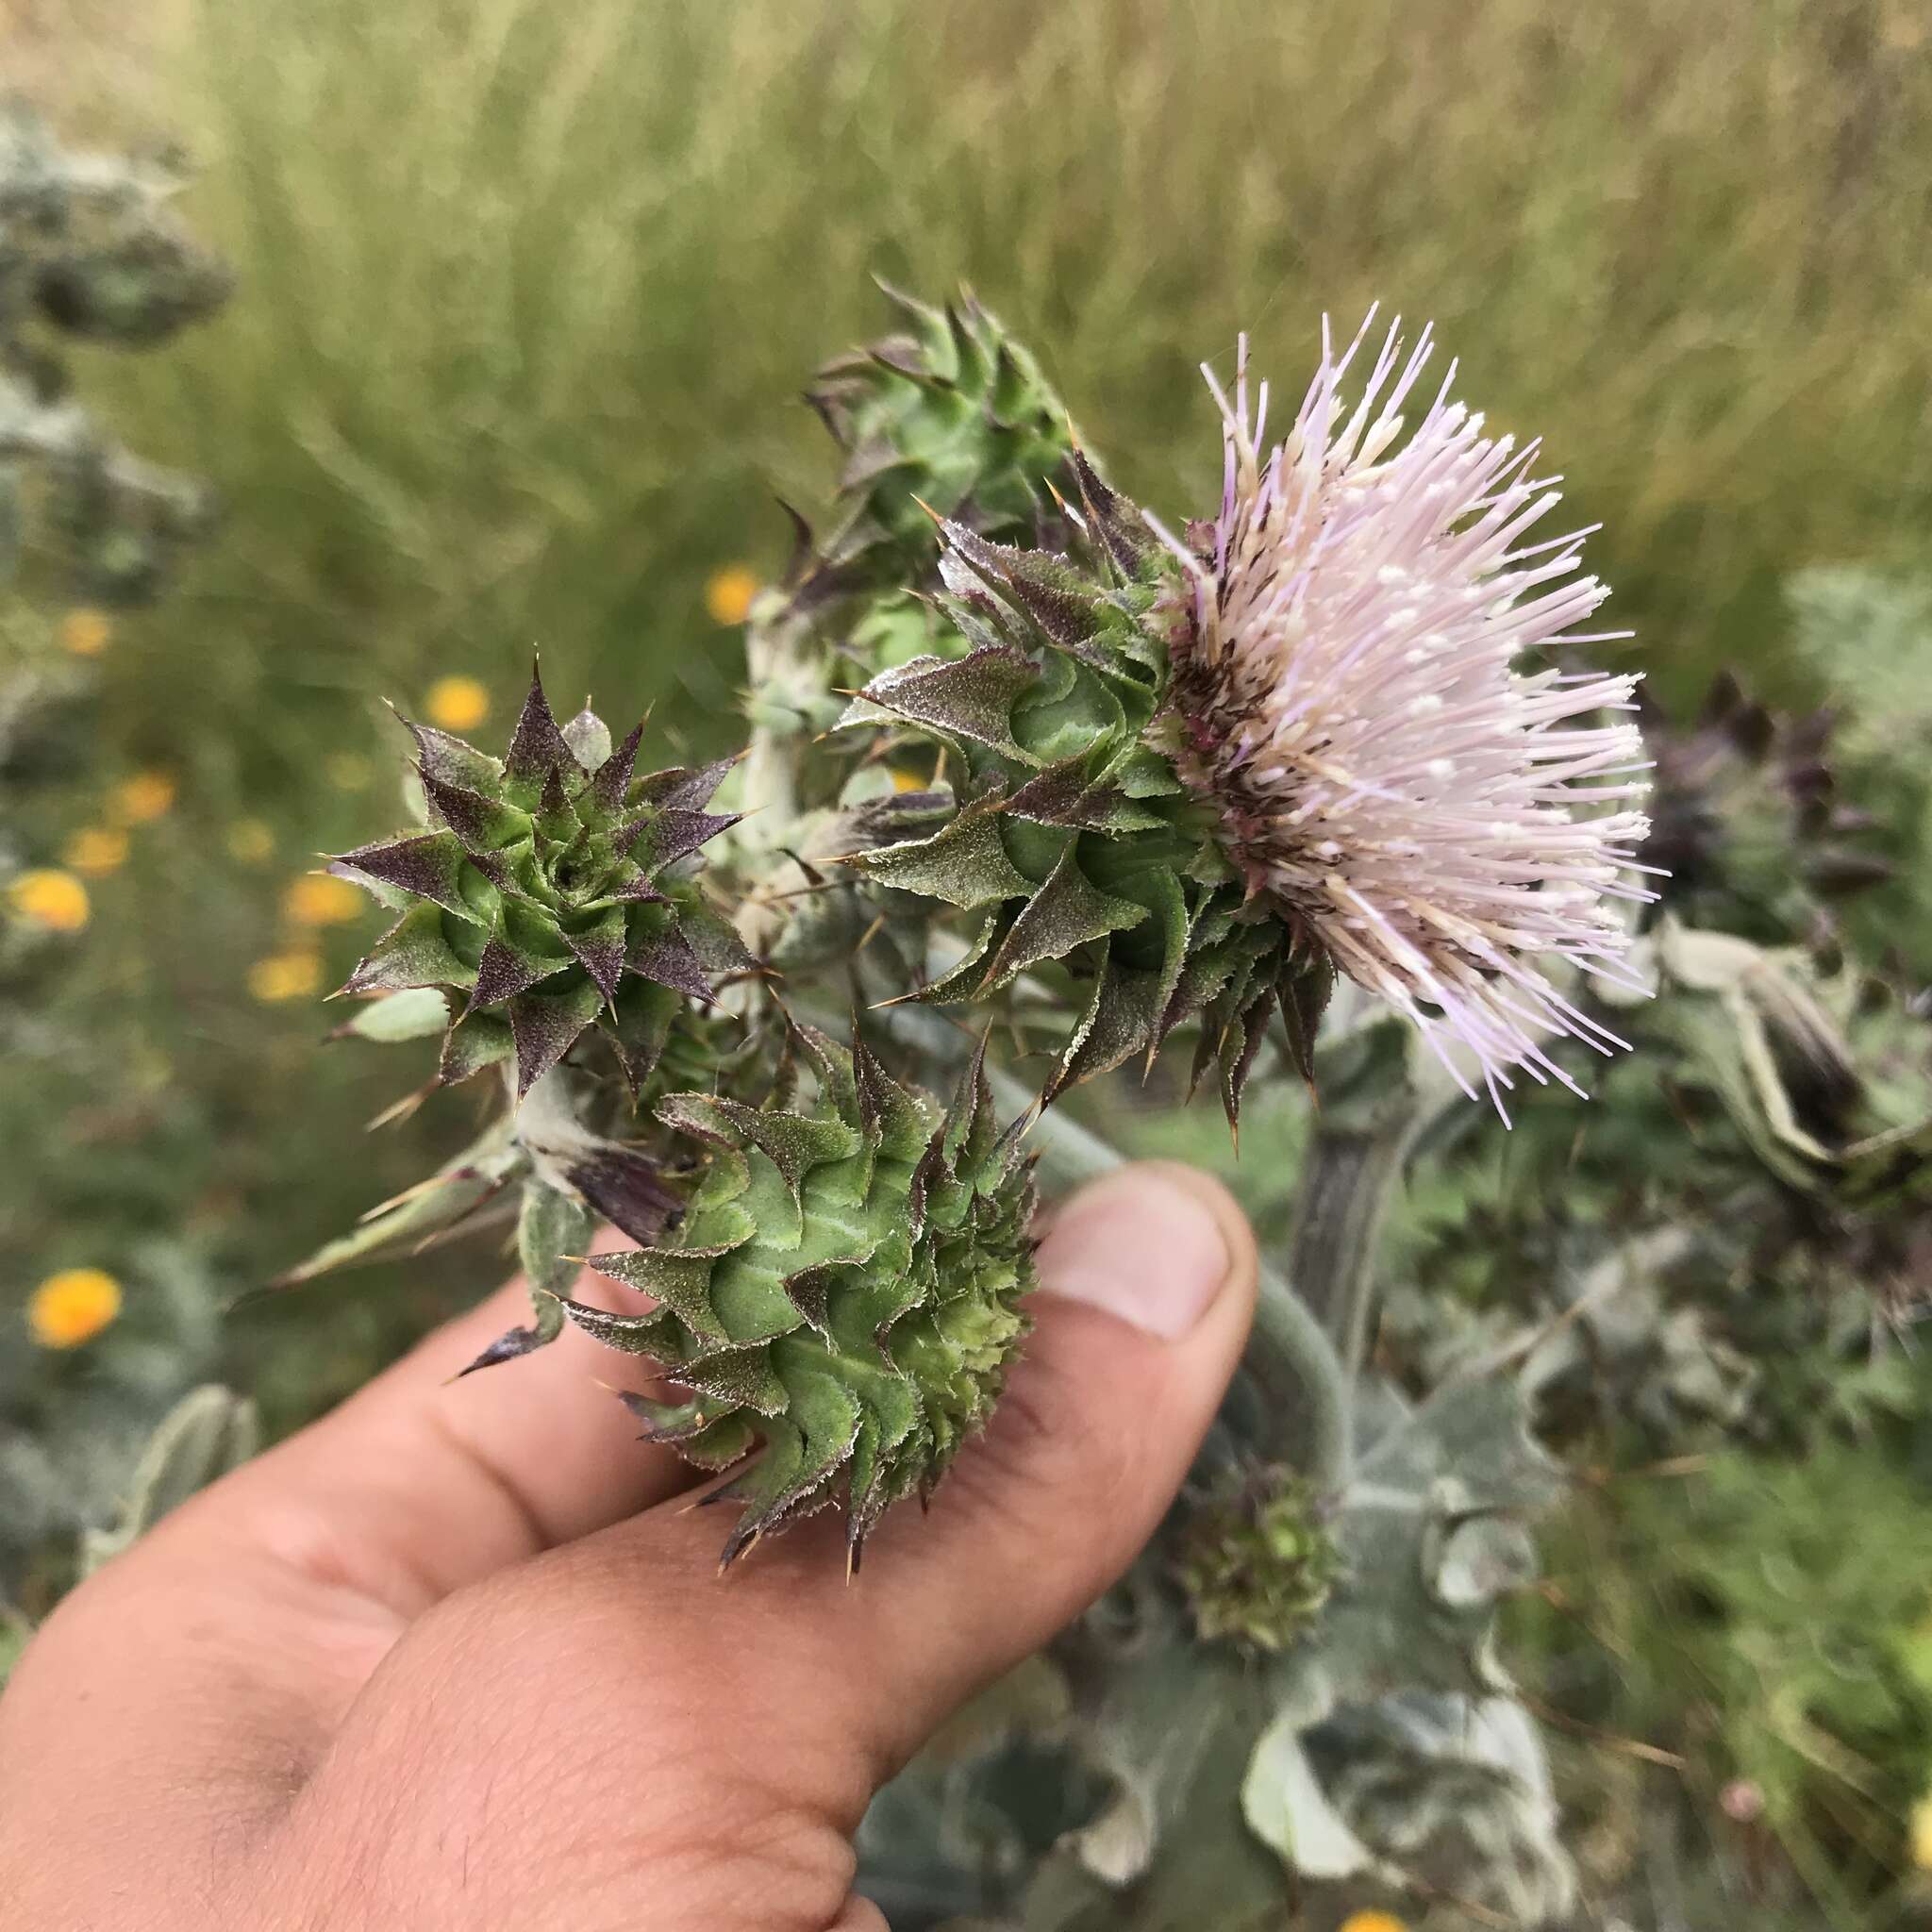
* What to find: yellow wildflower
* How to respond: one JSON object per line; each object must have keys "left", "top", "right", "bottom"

{"left": 424, "top": 676, "right": 491, "bottom": 734}
{"left": 59, "top": 608, "right": 112, "bottom": 658}
{"left": 227, "top": 819, "right": 275, "bottom": 864}
{"left": 28, "top": 1268, "right": 123, "bottom": 1349}
{"left": 704, "top": 564, "right": 760, "bottom": 626}
{"left": 1339, "top": 1915, "right": 1408, "bottom": 1932}
{"left": 110, "top": 770, "right": 177, "bottom": 824}
{"left": 325, "top": 751, "right": 374, "bottom": 791}
{"left": 248, "top": 949, "right": 325, "bottom": 1003}
{"left": 1913, "top": 1790, "right": 1932, "bottom": 1870}
{"left": 8, "top": 868, "right": 90, "bottom": 932}
{"left": 63, "top": 826, "right": 130, "bottom": 877}
{"left": 283, "top": 872, "right": 364, "bottom": 928}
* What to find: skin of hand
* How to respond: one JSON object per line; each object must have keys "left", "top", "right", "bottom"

{"left": 0, "top": 1162, "right": 1256, "bottom": 1932}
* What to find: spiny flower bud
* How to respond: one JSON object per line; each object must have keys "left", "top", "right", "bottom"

{"left": 1175, "top": 1464, "right": 1342, "bottom": 1654}
{"left": 556, "top": 1026, "right": 1036, "bottom": 1565}
{"left": 331, "top": 666, "right": 749, "bottom": 1098}
{"left": 801, "top": 282, "right": 1074, "bottom": 601}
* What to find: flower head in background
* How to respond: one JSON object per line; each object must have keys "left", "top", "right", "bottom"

{"left": 8, "top": 868, "right": 91, "bottom": 933}
{"left": 1161, "top": 314, "right": 1657, "bottom": 1117}
{"left": 423, "top": 676, "right": 491, "bottom": 735}
{"left": 704, "top": 563, "right": 761, "bottom": 626}
{"left": 249, "top": 949, "right": 324, "bottom": 1003}
{"left": 108, "top": 770, "right": 177, "bottom": 825}
{"left": 282, "top": 873, "right": 364, "bottom": 929}
{"left": 28, "top": 1268, "right": 123, "bottom": 1349}
{"left": 63, "top": 826, "right": 129, "bottom": 877}
{"left": 59, "top": 608, "right": 113, "bottom": 658}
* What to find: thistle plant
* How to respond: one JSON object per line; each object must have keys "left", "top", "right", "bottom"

{"left": 306, "top": 291, "right": 1650, "bottom": 1550}
{"left": 0, "top": 99, "right": 230, "bottom": 607}
{"left": 844, "top": 317, "right": 1654, "bottom": 1124}
{"left": 291, "top": 288, "right": 1932, "bottom": 1931}
{"left": 1642, "top": 668, "right": 1891, "bottom": 946}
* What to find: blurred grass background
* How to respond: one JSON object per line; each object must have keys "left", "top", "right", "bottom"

{"left": 7, "top": 0, "right": 1932, "bottom": 1914}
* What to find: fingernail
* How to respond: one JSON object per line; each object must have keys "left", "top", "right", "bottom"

{"left": 1034, "top": 1167, "right": 1233, "bottom": 1340}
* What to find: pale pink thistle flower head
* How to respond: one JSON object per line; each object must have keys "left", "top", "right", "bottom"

{"left": 1156, "top": 311, "right": 1659, "bottom": 1120}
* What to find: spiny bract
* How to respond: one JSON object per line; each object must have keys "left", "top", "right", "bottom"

{"left": 331, "top": 666, "right": 748, "bottom": 1098}
{"left": 840, "top": 455, "right": 1333, "bottom": 1124}
{"left": 561, "top": 1026, "right": 1036, "bottom": 1566}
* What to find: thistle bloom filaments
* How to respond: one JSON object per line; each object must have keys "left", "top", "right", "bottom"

{"left": 1161, "top": 316, "right": 1657, "bottom": 1115}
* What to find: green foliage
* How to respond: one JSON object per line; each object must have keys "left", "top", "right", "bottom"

{"left": 78, "top": 1382, "right": 258, "bottom": 1575}
{"left": 1, "top": 1240, "right": 230, "bottom": 1608}
{"left": 1785, "top": 566, "right": 1932, "bottom": 983}
{"left": 1640, "top": 1447, "right": 1932, "bottom": 1846}
{"left": 1524, "top": 1430, "right": 1932, "bottom": 1926}
{"left": 1642, "top": 670, "right": 1894, "bottom": 948}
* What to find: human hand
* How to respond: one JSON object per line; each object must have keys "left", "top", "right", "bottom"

{"left": 0, "top": 1163, "right": 1254, "bottom": 1931}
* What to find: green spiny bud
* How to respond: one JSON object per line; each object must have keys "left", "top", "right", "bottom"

{"left": 555, "top": 1024, "right": 1036, "bottom": 1566}
{"left": 803, "top": 283, "right": 1076, "bottom": 597}
{"left": 32, "top": 217, "right": 233, "bottom": 348}
{"left": 1175, "top": 1463, "right": 1342, "bottom": 1655}
{"left": 2, "top": 102, "right": 229, "bottom": 607}
{"left": 332, "top": 665, "right": 751, "bottom": 1098}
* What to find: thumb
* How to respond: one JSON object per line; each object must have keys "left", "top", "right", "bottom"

{"left": 278, "top": 1162, "right": 1255, "bottom": 1928}
{"left": 772, "top": 1156, "right": 1260, "bottom": 1773}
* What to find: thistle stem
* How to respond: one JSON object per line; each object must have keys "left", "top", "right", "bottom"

{"left": 733, "top": 595, "right": 816, "bottom": 958}
{"left": 740, "top": 600, "right": 804, "bottom": 830}
{"left": 1290, "top": 1108, "right": 1428, "bottom": 1379}
{"left": 986, "top": 1069, "right": 1353, "bottom": 1492}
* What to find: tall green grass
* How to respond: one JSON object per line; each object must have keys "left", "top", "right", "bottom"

{"left": 107, "top": 0, "right": 1932, "bottom": 741}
